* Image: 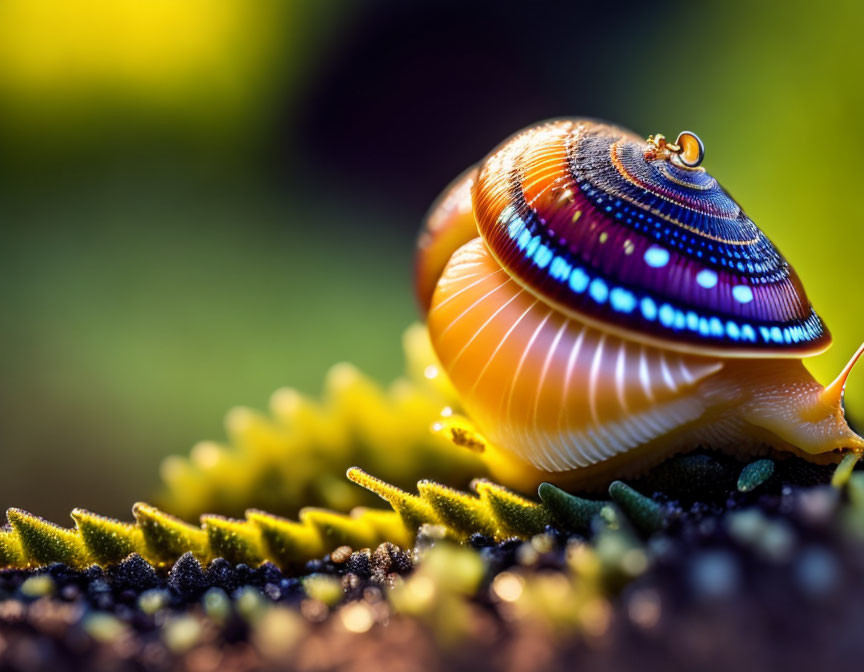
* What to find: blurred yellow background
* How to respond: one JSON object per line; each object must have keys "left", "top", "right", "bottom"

{"left": 1, "top": 0, "right": 862, "bottom": 520}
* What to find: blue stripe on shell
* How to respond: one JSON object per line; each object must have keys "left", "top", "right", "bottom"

{"left": 472, "top": 120, "right": 830, "bottom": 356}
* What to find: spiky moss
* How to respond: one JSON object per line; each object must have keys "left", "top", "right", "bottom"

{"left": 0, "top": 502, "right": 409, "bottom": 571}
{"left": 157, "top": 325, "right": 488, "bottom": 522}
{"left": 6, "top": 463, "right": 864, "bottom": 668}
{"left": 348, "top": 454, "right": 863, "bottom": 551}
{"left": 4, "top": 452, "right": 858, "bottom": 572}
{"left": 347, "top": 468, "right": 638, "bottom": 541}
{"left": 0, "top": 472, "right": 615, "bottom": 571}
{"left": 3, "top": 452, "right": 864, "bottom": 672}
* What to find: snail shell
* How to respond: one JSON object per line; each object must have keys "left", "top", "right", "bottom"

{"left": 417, "top": 119, "right": 864, "bottom": 486}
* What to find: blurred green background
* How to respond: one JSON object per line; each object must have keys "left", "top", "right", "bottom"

{"left": 1, "top": 0, "right": 862, "bottom": 521}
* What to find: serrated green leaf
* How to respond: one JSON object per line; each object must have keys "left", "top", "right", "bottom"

{"left": 473, "top": 479, "right": 550, "bottom": 538}
{"left": 0, "top": 529, "right": 24, "bottom": 568}
{"left": 351, "top": 508, "right": 411, "bottom": 549}
{"left": 132, "top": 502, "right": 209, "bottom": 566}
{"left": 2, "top": 498, "right": 415, "bottom": 572}
{"left": 201, "top": 515, "right": 264, "bottom": 566}
{"left": 417, "top": 480, "right": 496, "bottom": 538}
{"left": 71, "top": 509, "right": 144, "bottom": 566}
{"left": 246, "top": 509, "right": 323, "bottom": 570}
{"left": 346, "top": 467, "right": 439, "bottom": 531}
{"left": 7, "top": 509, "right": 90, "bottom": 568}
{"left": 299, "top": 508, "right": 378, "bottom": 551}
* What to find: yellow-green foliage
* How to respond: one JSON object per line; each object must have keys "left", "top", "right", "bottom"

{"left": 201, "top": 515, "right": 265, "bottom": 567}
{"left": 0, "top": 529, "right": 25, "bottom": 567}
{"left": 71, "top": 509, "right": 144, "bottom": 566}
{"left": 343, "top": 468, "right": 438, "bottom": 531}
{"left": 0, "top": 502, "right": 411, "bottom": 571}
{"left": 158, "top": 325, "right": 488, "bottom": 521}
{"left": 134, "top": 503, "right": 210, "bottom": 565}
{"left": 0, "top": 468, "right": 649, "bottom": 571}
{"left": 472, "top": 479, "right": 551, "bottom": 537}
{"left": 7, "top": 509, "right": 91, "bottom": 568}
{"left": 3, "top": 457, "right": 859, "bottom": 572}
{"left": 347, "top": 468, "right": 608, "bottom": 541}
{"left": 390, "top": 543, "right": 486, "bottom": 643}
{"left": 831, "top": 452, "right": 861, "bottom": 488}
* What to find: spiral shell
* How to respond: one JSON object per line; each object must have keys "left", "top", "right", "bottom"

{"left": 418, "top": 119, "right": 861, "bottom": 483}
{"left": 472, "top": 120, "right": 829, "bottom": 356}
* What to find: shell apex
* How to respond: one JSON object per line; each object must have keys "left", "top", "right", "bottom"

{"left": 470, "top": 119, "right": 830, "bottom": 358}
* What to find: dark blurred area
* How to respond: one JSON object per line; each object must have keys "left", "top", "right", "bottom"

{"left": 295, "top": 0, "right": 654, "bottom": 212}
{"left": 1, "top": 0, "right": 863, "bottom": 520}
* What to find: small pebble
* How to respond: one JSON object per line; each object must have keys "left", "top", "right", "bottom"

{"left": 20, "top": 574, "right": 54, "bottom": 598}
{"left": 263, "top": 583, "right": 281, "bottom": 601}
{"left": 796, "top": 486, "right": 839, "bottom": 525}
{"left": 60, "top": 584, "right": 80, "bottom": 601}
{"left": 737, "top": 459, "right": 774, "bottom": 493}
{"left": 345, "top": 551, "right": 371, "bottom": 579}
{"left": 330, "top": 546, "right": 353, "bottom": 564}
{"left": 84, "top": 613, "right": 127, "bottom": 643}
{"left": 234, "top": 587, "right": 266, "bottom": 622}
{"left": 689, "top": 550, "right": 740, "bottom": 598}
{"left": 794, "top": 546, "right": 839, "bottom": 598}
{"left": 202, "top": 587, "right": 231, "bottom": 623}
{"left": 168, "top": 553, "right": 208, "bottom": 598}
{"left": 254, "top": 562, "right": 282, "bottom": 587}
{"left": 342, "top": 572, "right": 362, "bottom": 591}
{"left": 207, "top": 558, "right": 240, "bottom": 592}
{"left": 162, "top": 615, "right": 202, "bottom": 653}
{"left": 110, "top": 554, "right": 160, "bottom": 592}
{"left": 759, "top": 519, "right": 796, "bottom": 563}
{"left": 626, "top": 588, "right": 662, "bottom": 629}
{"left": 138, "top": 589, "right": 170, "bottom": 615}
{"left": 303, "top": 574, "right": 343, "bottom": 607}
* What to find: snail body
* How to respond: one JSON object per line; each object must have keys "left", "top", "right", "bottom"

{"left": 416, "top": 119, "right": 864, "bottom": 487}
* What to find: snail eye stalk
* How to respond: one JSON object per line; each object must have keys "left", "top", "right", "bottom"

{"left": 645, "top": 131, "right": 705, "bottom": 169}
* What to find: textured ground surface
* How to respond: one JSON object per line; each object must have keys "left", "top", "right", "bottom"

{"left": 1, "top": 451, "right": 863, "bottom": 672}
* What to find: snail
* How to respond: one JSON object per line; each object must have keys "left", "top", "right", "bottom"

{"left": 415, "top": 119, "right": 864, "bottom": 488}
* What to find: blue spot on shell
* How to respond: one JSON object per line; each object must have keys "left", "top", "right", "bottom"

{"left": 472, "top": 120, "right": 830, "bottom": 354}
{"left": 696, "top": 269, "right": 718, "bottom": 289}
{"left": 610, "top": 288, "right": 636, "bottom": 313}
{"left": 589, "top": 278, "right": 609, "bottom": 304}
{"left": 732, "top": 285, "right": 754, "bottom": 303}
{"left": 641, "top": 297, "right": 657, "bottom": 321}
{"left": 726, "top": 321, "right": 740, "bottom": 340}
{"left": 569, "top": 268, "right": 589, "bottom": 293}
{"left": 659, "top": 304, "right": 675, "bottom": 327}
{"left": 644, "top": 245, "right": 670, "bottom": 268}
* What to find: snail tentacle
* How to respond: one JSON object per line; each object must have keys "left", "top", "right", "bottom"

{"left": 821, "top": 341, "right": 864, "bottom": 408}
